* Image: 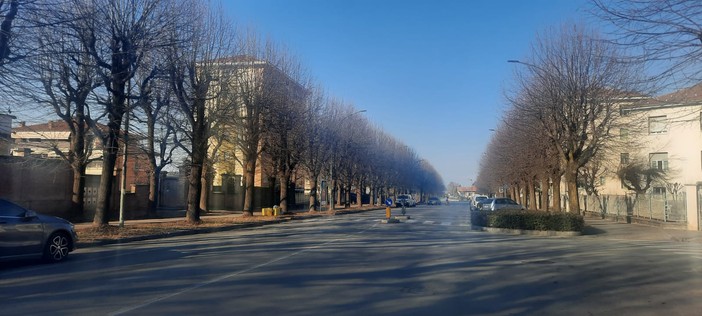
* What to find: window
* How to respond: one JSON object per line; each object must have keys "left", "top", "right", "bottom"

{"left": 649, "top": 115, "right": 667, "bottom": 134}
{"left": 649, "top": 152, "right": 668, "bottom": 170}
{"left": 620, "top": 153, "right": 630, "bottom": 164}
{"left": 619, "top": 128, "right": 629, "bottom": 140}
{"left": 652, "top": 187, "right": 666, "bottom": 195}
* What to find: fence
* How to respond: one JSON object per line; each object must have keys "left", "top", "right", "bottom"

{"left": 581, "top": 192, "right": 687, "bottom": 223}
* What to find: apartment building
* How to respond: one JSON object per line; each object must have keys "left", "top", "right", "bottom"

{"left": 597, "top": 83, "right": 702, "bottom": 230}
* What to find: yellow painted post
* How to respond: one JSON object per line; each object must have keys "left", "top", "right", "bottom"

{"left": 386, "top": 207, "right": 391, "bottom": 219}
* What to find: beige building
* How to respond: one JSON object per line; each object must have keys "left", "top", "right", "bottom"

{"left": 208, "top": 56, "right": 306, "bottom": 190}
{"left": 0, "top": 113, "right": 15, "bottom": 156}
{"left": 593, "top": 83, "right": 702, "bottom": 230}
{"left": 11, "top": 120, "right": 103, "bottom": 175}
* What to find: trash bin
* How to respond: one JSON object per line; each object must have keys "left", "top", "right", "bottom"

{"left": 273, "top": 205, "right": 281, "bottom": 216}
{"left": 262, "top": 208, "right": 273, "bottom": 216}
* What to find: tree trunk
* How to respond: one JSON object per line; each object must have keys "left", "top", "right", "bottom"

{"left": 242, "top": 158, "right": 256, "bottom": 216}
{"left": 355, "top": 183, "right": 362, "bottom": 208}
{"left": 147, "top": 168, "right": 158, "bottom": 217}
{"left": 528, "top": 177, "right": 537, "bottom": 211}
{"left": 279, "top": 171, "right": 290, "bottom": 213}
{"left": 552, "top": 175, "right": 562, "bottom": 212}
{"left": 540, "top": 175, "right": 549, "bottom": 211}
{"left": 199, "top": 160, "right": 211, "bottom": 214}
{"left": 71, "top": 163, "right": 86, "bottom": 221}
{"left": 186, "top": 162, "right": 203, "bottom": 223}
{"left": 308, "top": 175, "right": 318, "bottom": 211}
{"left": 94, "top": 131, "right": 120, "bottom": 227}
{"left": 564, "top": 163, "right": 580, "bottom": 214}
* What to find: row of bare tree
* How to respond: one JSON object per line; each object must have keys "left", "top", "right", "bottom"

{"left": 477, "top": 0, "right": 702, "bottom": 214}
{"left": 0, "top": 0, "right": 444, "bottom": 226}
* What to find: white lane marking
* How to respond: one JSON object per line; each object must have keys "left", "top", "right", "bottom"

{"left": 441, "top": 222, "right": 452, "bottom": 226}
{"left": 423, "top": 221, "right": 435, "bottom": 225}
{"left": 108, "top": 222, "right": 379, "bottom": 315}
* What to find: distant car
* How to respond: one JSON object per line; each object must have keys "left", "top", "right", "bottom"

{"left": 427, "top": 197, "right": 442, "bottom": 205}
{"left": 471, "top": 195, "right": 488, "bottom": 210}
{"left": 0, "top": 199, "right": 77, "bottom": 263}
{"left": 489, "top": 198, "right": 525, "bottom": 211}
{"left": 395, "top": 195, "right": 416, "bottom": 207}
{"left": 477, "top": 198, "right": 495, "bottom": 211}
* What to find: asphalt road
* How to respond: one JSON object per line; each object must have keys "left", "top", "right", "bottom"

{"left": 3, "top": 202, "right": 702, "bottom": 315}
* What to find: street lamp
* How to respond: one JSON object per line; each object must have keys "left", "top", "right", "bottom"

{"left": 507, "top": 59, "right": 545, "bottom": 72}
{"left": 328, "top": 109, "right": 367, "bottom": 211}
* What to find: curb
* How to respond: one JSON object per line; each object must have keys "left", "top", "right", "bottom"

{"left": 471, "top": 225, "right": 582, "bottom": 237}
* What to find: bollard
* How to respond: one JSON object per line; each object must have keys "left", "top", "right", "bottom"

{"left": 386, "top": 207, "right": 391, "bottom": 219}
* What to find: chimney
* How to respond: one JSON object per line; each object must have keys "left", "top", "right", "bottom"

{"left": 48, "top": 121, "right": 53, "bottom": 128}
{"left": 20, "top": 121, "right": 25, "bottom": 127}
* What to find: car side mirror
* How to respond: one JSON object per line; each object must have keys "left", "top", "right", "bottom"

{"left": 24, "top": 210, "right": 37, "bottom": 218}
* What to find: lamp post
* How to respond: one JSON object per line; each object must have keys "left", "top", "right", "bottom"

{"left": 328, "top": 109, "right": 366, "bottom": 211}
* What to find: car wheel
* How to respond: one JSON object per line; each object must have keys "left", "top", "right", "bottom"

{"left": 44, "top": 232, "right": 71, "bottom": 263}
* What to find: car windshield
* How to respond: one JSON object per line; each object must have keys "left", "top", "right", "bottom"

{"left": 475, "top": 196, "right": 487, "bottom": 201}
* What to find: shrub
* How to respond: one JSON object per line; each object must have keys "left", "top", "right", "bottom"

{"left": 471, "top": 210, "right": 584, "bottom": 232}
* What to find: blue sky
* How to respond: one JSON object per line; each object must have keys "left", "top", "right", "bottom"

{"left": 224, "top": 0, "right": 591, "bottom": 186}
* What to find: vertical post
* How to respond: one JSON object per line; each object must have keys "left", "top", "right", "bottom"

{"left": 119, "top": 104, "right": 129, "bottom": 227}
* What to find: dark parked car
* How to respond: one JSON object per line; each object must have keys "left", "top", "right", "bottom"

{"left": 0, "top": 199, "right": 77, "bottom": 263}
{"left": 427, "top": 197, "right": 442, "bottom": 205}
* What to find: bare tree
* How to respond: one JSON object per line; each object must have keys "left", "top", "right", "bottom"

{"left": 131, "top": 59, "right": 178, "bottom": 215}
{"left": 168, "top": 1, "right": 237, "bottom": 223}
{"left": 512, "top": 24, "right": 641, "bottom": 214}
{"left": 16, "top": 3, "right": 102, "bottom": 220}
{"left": 66, "top": 0, "right": 180, "bottom": 226}
{"left": 260, "top": 48, "right": 310, "bottom": 213}
{"left": 593, "top": 0, "right": 702, "bottom": 86}
{"left": 298, "top": 87, "right": 330, "bottom": 211}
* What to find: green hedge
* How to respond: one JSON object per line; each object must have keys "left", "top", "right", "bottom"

{"left": 471, "top": 210, "right": 584, "bottom": 232}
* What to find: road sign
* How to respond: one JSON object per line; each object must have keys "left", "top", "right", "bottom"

{"left": 385, "top": 198, "right": 393, "bottom": 207}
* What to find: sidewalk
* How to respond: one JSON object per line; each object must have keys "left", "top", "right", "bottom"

{"left": 583, "top": 217, "right": 702, "bottom": 243}
{"left": 73, "top": 209, "right": 245, "bottom": 229}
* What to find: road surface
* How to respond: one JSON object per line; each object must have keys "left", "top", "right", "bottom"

{"left": 2, "top": 202, "right": 702, "bottom": 315}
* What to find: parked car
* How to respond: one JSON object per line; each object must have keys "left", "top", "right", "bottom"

{"left": 477, "top": 198, "right": 495, "bottom": 211}
{"left": 0, "top": 199, "right": 77, "bottom": 263}
{"left": 489, "top": 198, "right": 525, "bottom": 211}
{"left": 427, "top": 197, "right": 442, "bottom": 205}
{"left": 395, "top": 194, "right": 417, "bottom": 207}
{"left": 471, "top": 195, "right": 488, "bottom": 210}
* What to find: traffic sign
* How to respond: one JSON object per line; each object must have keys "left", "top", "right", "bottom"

{"left": 385, "top": 198, "right": 393, "bottom": 207}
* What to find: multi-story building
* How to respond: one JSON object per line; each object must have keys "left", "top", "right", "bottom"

{"left": 11, "top": 119, "right": 149, "bottom": 186}
{"left": 595, "top": 83, "right": 702, "bottom": 230}
{"left": 208, "top": 56, "right": 307, "bottom": 190}
{"left": 0, "top": 112, "right": 15, "bottom": 156}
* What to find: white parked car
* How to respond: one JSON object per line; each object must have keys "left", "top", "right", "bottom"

{"left": 486, "top": 198, "right": 525, "bottom": 211}
{"left": 471, "top": 195, "right": 488, "bottom": 210}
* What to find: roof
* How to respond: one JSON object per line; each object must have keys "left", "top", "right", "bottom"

{"left": 13, "top": 120, "right": 72, "bottom": 132}
{"left": 656, "top": 82, "right": 702, "bottom": 104}
{"left": 457, "top": 186, "right": 477, "bottom": 193}
{"left": 13, "top": 120, "right": 108, "bottom": 133}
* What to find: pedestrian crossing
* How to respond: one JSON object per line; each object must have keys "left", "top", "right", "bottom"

{"left": 299, "top": 215, "right": 472, "bottom": 227}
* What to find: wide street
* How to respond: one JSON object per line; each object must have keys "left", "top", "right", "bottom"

{"left": 3, "top": 202, "right": 702, "bottom": 315}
